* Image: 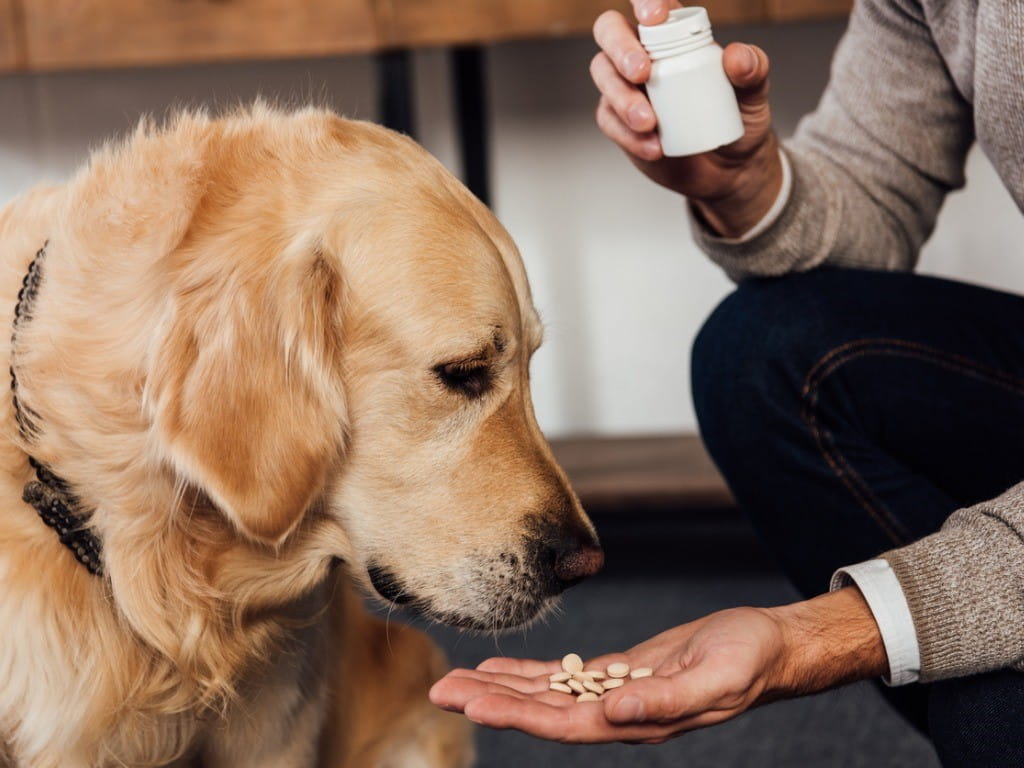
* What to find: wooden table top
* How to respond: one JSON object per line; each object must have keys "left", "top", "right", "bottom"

{"left": 0, "top": 0, "right": 852, "bottom": 74}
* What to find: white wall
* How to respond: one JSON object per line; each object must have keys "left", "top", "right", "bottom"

{"left": 2, "top": 19, "right": 1022, "bottom": 438}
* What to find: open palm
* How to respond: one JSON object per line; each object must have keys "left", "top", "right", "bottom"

{"left": 429, "top": 606, "right": 789, "bottom": 744}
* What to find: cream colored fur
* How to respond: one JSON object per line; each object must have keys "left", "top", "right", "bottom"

{"left": 0, "top": 105, "right": 595, "bottom": 767}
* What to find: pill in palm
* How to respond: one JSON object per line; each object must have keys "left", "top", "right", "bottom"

{"left": 606, "top": 662, "right": 630, "bottom": 679}
{"left": 561, "top": 653, "right": 584, "bottom": 674}
{"left": 545, "top": 651, "right": 651, "bottom": 702}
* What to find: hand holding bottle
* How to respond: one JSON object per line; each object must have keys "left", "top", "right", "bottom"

{"left": 591, "top": 0, "right": 783, "bottom": 238}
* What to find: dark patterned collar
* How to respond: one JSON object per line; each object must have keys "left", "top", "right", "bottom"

{"left": 10, "top": 243, "right": 103, "bottom": 576}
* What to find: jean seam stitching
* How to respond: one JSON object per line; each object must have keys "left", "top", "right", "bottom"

{"left": 800, "top": 339, "right": 1024, "bottom": 547}
{"left": 805, "top": 339, "right": 1024, "bottom": 396}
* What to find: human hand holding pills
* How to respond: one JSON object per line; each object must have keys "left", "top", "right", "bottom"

{"left": 429, "top": 606, "right": 792, "bottom": 744}
{"left": 429, "top": 589, "right": 887, "bottom": 744}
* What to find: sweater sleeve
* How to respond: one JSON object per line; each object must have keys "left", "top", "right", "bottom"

{"left": 880, "top": 482, "right": 1024, "bottom": 682}
{"left": 691, "top": 0, "right": 974, "bottom": 281}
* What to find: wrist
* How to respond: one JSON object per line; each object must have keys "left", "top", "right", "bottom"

{"left": 691, "top": 135, "right": 784, "bottom": 238}
{"left": 764, "top": 587, "right": 888, "bottom": 698}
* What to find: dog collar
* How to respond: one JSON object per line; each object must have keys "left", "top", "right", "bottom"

{"left": 10, "top": 243, "right": 104, "bottom": 576}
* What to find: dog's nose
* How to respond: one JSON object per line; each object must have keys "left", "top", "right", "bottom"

{"left": 553, "top": 542, "right": 605, "bottom": 585}
{"left": 548, "top": 519, "right": 605, "bottom": 588}
{"left": 530, "top": 515, "right": 604, "bottom": 595}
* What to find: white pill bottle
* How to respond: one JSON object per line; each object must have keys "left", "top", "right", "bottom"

{"left": 639, "top": 7, "right": 745, "bottom": 157}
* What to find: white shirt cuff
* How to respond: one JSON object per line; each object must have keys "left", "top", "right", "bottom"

{"left": 718, "top": 147, "right": 793, "bottom": 244}
{"left": 830, "top": 559, "right": 921, "bottom": 686}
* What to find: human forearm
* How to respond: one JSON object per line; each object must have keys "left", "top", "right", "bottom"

{"left": 431, "top": 589, "right": 889, "bottom": 744}
{"left": 691, "top": 0, "right": 971, "bottom": 281}
{"left": 690, "top": 133, "right": 784, "bottom": 238}
{"left": 766, "top": 587, "right": 888, "bottom": 699}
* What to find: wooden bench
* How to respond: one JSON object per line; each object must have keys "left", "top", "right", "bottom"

{"left": 550, "top": 434, "right": 734, "bottom": 513}
{"left": 550, "top": 435, "right": 768, "bottom": 573}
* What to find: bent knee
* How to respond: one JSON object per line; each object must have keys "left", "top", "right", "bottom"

{"left": 929, "top": 670, "right": 1024, "bottom": 765}
{"left": 693, "top": 280, "right": 803, "bottom": 419}
{"left": 691, "top": 272, "right": 855, "bottom": 454}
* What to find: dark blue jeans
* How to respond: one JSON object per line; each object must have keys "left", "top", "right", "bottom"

{"left": 691, "top": 268, "right": 1024, "bottom": 767}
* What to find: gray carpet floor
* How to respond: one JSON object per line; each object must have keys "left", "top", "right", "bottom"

{"left": 413, "top": 513, "right": 940, "bottom": 768}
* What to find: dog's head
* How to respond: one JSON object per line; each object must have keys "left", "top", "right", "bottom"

{"left": 122, "top": 107, "right": 600, "bottom": 631}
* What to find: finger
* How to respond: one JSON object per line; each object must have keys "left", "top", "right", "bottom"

{"left": 593, "top": 10, "right": 651, "bottom": 84}
{"left": 464, "top": 693, "right": 596, "bottom": 740}
{"left": 462, "top": 692, "right": 679, "bottom": 744}
{"left": 625, "top": 704, "right": 749, "bottom": 739}
{"left": 590, "top": 53, "right": 656, "bottom": 133}
{"left": 429, "top": 674, "right": 534, "bottom": 712}
{"left": 475, "top": 657, "right": 561, "bottom": 677}
{"left": 601, "top": 677, "right": 670, "bottom": 725}
{"left": 602, "top": 676, "right": 689, "bottom": 725}
{"left": 596, "top": 98, "right": 662, "bottom": 162}
{"left": 630, "top": 0, "right": 679, "bottom": 26}
{"left": 722, "top": 43, "right": 771, "bottom": 106}
{"left": 602, "top": 667, "right": 746, "bottom": 725}
{"left": 445, "top": 668, "right": 553, "bottom": 695}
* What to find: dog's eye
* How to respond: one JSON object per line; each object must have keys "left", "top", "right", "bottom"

{"left": 435, "top": 361, "right": 493, "bottom": 398}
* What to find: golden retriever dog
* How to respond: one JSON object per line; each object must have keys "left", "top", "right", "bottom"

{"left": 0, "top": 104, "right": 603, "bottom": 767}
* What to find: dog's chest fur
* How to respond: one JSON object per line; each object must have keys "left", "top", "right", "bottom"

{"left": 0, "top": 560, "right": 332, "bottom": 768}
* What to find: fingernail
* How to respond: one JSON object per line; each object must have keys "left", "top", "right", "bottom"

{"left": 612, "top": 696, "right": 645, "bottom": 723}
{"left": 623, "top": 51, "right": 646, "bottom": 78}
{"left": 627, "top": 103, "right": 652, "bottom": 129}
{"left": 744, "top": 45, "right": 759, "bottom": 76}
{"left": 638, "top": 1, "right": 660, "bottom": 24}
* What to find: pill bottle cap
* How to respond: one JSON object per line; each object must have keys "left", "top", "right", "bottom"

{"left": 638, "top": 7, "right": 714, "bottom": 55}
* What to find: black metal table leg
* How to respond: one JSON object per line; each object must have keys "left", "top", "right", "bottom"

{"left": 377, "top": 49, "right": 416, "bottom": 139}
{"left": 451, "top": 45, "right": 491, "bottom": 208}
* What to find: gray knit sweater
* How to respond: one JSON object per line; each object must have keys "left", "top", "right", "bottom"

{"left": 692, "top": 0, "right": 1024, "bottom": 682}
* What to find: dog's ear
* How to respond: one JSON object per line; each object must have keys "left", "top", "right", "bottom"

{"left": 151, "top": 246, "right": 347, "bottom": 546}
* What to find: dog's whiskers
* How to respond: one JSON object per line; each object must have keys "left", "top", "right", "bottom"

{"left": 382, "top": 582, "right": 412, "bottom": 656}
{"left": 384, "top": 601, "right": 396, "bottom": 655}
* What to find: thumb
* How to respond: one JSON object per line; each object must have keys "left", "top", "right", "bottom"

{"left": 722, "top": 43, "right": 771, "bottom": 106}
{"left": 603, "top": 666, "right": 726, "bottom": 725}
{"left": 633, "top": 0, "right": 678, "bottom": 26}
{"left": 603, "top": 675, "right": 689, "bottom": 725}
